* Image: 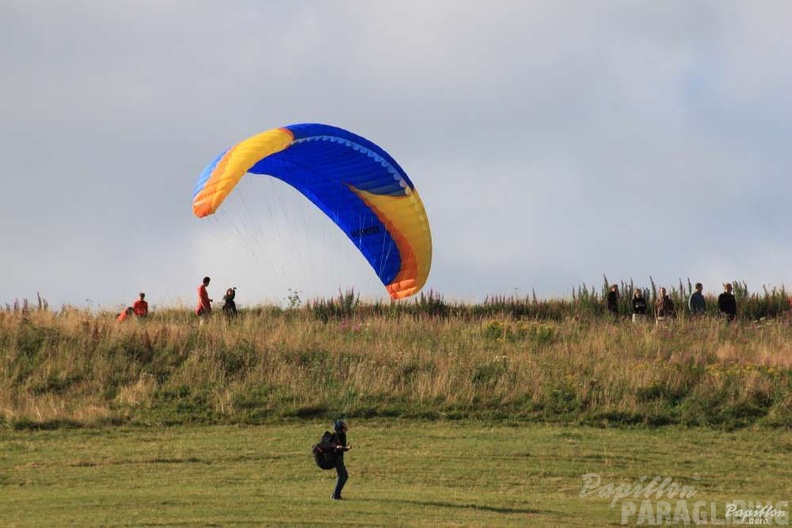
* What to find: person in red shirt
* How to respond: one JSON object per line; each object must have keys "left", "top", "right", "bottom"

{"left": 133, "top": 293, "right": 148, "bottom": 317}
{"left": 196, "top": 277, "right": 212, "bottom": 317}
{"left": 117, "top": 307, "right": 134, "bottom": 322}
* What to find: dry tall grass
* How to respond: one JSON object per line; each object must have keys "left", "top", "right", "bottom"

{"left": 1, "top": 299, "right": 790, "bottom": 429}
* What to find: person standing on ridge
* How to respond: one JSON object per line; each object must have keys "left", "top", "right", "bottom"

{"left": 196, "top": 277, "right": 212, "bottom": 318}
{"left": 718, "top": 282, "right": 737, "bottom": 322}
{"left": 222, "top": 287, "right": 237, "bottom": 318}
{"left": 655, "top": 287, "right": 675, "bottom": 323}
{"left": 688, "top": 283, "right": 706, "bottom": 317}
{"left": 631, "top": 289, "right": 647, "bottom": 322}
{"left": 606, "top": 284, "right": 620, "bottom": 321}
{"left": 133, "top": 293, "right": 149, "bottom": 317}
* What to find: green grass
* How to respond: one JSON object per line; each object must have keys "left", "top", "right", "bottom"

{"left": 2, "top": 307, "right": 791, "bottom": 429}
{"left": 1, "top": 292, "right": 790, "bottom": 525}
{"left": 1, "top": 421, "right": 789, "bottom": 527}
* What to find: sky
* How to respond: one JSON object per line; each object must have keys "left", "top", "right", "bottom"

{"left": 2, "top": 1, "right": 791, "bottom": 311}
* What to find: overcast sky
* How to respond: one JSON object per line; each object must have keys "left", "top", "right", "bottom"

{"left": 2, "top": 1, "right": 790, "bottom": 310}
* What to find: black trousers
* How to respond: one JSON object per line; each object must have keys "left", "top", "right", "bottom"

{"left": 333, "top": 456, "right": 348, "bottom": 498}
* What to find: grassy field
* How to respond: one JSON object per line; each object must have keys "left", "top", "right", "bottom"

{"left": 1, "top": 421, "right": 790, "bottom": 527}
{"left": 1, "top": 302, "right": 791, "bottom": 429}
{"left": 1, "top": 292, "right": 790, "bottom": 525}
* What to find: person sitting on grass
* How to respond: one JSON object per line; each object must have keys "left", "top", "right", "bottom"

{"left": 116, "top": 307, "right": 134, "bottom": 322}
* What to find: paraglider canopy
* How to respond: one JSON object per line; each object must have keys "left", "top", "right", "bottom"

{"left": 192, "top": 123, "right": 432, "bottom": 299}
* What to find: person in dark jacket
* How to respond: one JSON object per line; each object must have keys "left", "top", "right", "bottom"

{"left": 606, "top": 284, "right": 619, "bottom": 321}
{"left": 718, "top": 283, "right": 737, "bottom": 322}
{"left": 330, "top": 420, "right": 351, "bottom": 500}
{"left": 688, "top": 282, "right": 706, "bottom": 317}
{"left": 631, "top": 289, "right": 647, "bottom": 322}
{"left": 222, "top": 287, "right": 237, "bottom": 318}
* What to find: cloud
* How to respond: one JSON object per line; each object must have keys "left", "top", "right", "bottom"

{"left": 1, "top": 1, "right": 790, "bottom": 308}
